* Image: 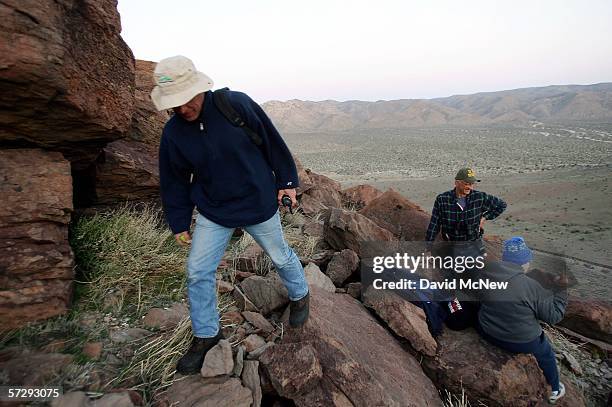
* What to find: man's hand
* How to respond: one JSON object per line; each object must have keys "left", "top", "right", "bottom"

{"left": 278, "top": 188, "right": 298, "bottom": 209}
{"left": 174, "top": 231, "right": 192, "bottom": 246}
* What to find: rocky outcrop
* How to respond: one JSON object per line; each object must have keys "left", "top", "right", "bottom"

{"left": 359, "top": 189, "right": 431, "bottom": 240}
{"left": 127, "top": 60, "right": 169, "bottom": 146}
{"left": 93, "top": 139, "right": 160, "bottom": 204}
{"left": 342, "top": 184, "right": 384, "bottom": 210}
{"left": 302, "top": 172, "right": 343, "bottom": 209}
{"left": 293, "top": 156, "right": 314, "bottom": 195}
{"left": 0, "top": 0, "right": 135, "bottom": 150}
{"left": 323, "top": 208, "right": 396, "bottom": 256}
{"left": 0, "top": 149, "right": 74, "bottom": 328}
{"left": 260, "top": 287, "right": 442, "bottom": 406}
{"left": 559, "top": 297, "right": 612, "bottom": 344}
{"left": 362, "top": 287, "right": 437, "bottom": 356}
{"left": 422, "top": 329, "right": 585, "bottom": 407}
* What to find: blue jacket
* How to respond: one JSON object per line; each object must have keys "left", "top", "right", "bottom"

{"left": 159, "top": 90, "right": 298, "bottom": 233}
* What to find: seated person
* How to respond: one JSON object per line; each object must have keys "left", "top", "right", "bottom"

{"left": 477, "top": 237, "right": 567, "bottom": 404}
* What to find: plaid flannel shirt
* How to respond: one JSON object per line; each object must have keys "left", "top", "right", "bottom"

{"left": 426, "top": 189, "right": 506, "bottom": 248}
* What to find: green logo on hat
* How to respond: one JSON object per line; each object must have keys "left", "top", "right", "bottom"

{"left": 156, "top": 74, "right": 174, "bottom": 84}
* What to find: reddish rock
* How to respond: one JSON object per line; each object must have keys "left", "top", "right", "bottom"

{"left": 559, "top": 297, "right": 612, "bottom": 344}
{"left": 0, "top": 149, "right": 74, "bottom": 329}
{"left": 235, "top": 242, "right": 264, "bottom": 274}
{"left": 346, "top": 282, "right": 362, "bottom": 299}
{"left": 240, "top": 273, "right": 289, "bottom": 315}
{"left": 323, "top": 208, "right": 396, "bottom": 256}
{"left": 201, "top": 339, "right": 234, "bottom": 377}
{"left": 298, "top": 193, "right": 328, "bottom": 216}
{"left": 242, "top": 311, "right": 274, "bottom": 334}
{"left": 127, "top": 60, "right": 170, "bottom": 146}
{"left": 302, "top": 172, "right": 343, "bottom": 209}
{"left": 342, "top": 184, "right": 384, "bottom": 210}
{"left": 304, "top": 263, "right": 335, "bottom": 292}
{"left": 302, "top": 219, "right": 324, "bottom": 238}
{"left": 325, "top": 249, "right": 360, "bottom": 286}
{"left": 243, "top": 334, "right": 266, "bottom": 353}
{"left": 362, "top": 287, "right": 437, "bottom": 356}
{"left": 217, "top": 280, "right": 234, "bottom": 294}
{"left": 82, "top": 342, "right": 103, "bottom": 360}
{"left": 241, "top": 360, "right": 262, "bottom": 407}
{"left": 156, "top": 376, "right": 252, "bottom": 407}
{"left": 359, "top": 189, "right": 431, "bottom": 240}
{"left": 265, "top": 287, "right": 442, "bottom": 406}
{"left": 142, "top": 302, "right": 188, "bottom": 330}
{"left": 259, "top": 343, "right": 323, "bottom": 399}
{"left": 422, "top": 329, "right": 586, "bottom": 406}
{"left": 232, "top": 286, "right": 259, "bottom": 312}
{"left": 0, "top": 0, "right": 135, "bottom": 148}
{"left": 93, "top": 139, "right": 160, "bottom": 205}
{"left": 222, "top": 310, "right": 245, "bottom": 326}
{"left": 235, "top": 270, "right": 256, "bottom": 281}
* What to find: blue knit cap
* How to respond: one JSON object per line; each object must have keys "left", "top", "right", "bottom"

{"left": 502, "top": 236, "right": 533, "bottom": 265}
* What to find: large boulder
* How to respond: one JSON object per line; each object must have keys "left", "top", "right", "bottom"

{"left": 422, "top": 329, "right": 585, "bottom": 407}
{"left": 362, "top": 286, "right": 437, "bottom": 356}
{"left": 0, "top": 149, "right": 74, "bottom": 328}
{"left": 342, "top": 184, "right": 384, "bottom": 210}
{"left": 559, "top": 297, "right": 612, "bottom": 344}
{"left": 0, "top": 0, "right": 135, "bottom": 149}
{"left": 127, "top": 60, "right": 170, "bottom": 146}
{"left": 93, "top": 139, "right": 160, "bottom": 205}
{"left": 156, "top": 376, "right": 252, "bottom": 407}
{"left": 323, "top": 208, "right": 396, "bottom": 256}
{"left": 259, "top": 287, "right": 442, "bottom": 406}
{"left": 302, "top": 171, "right": 343, "bottom": 209}
{"left": 359, "top": 189, "right": 431, "bottom": 240}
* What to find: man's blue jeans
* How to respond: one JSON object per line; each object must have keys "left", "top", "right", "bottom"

{"left": 186, "top": 211, "right": 309, "bottom": 338}
{"left": 478, "top": 325, "right": 560, "bottom": 392}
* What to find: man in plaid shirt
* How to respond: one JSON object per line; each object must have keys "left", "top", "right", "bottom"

{"left": 425, "top": 168, "right": 506, "bottom": 251}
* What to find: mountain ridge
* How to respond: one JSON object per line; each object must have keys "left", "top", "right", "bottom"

{"left": 261, "top": 83, "right": 612, "bottom": 132}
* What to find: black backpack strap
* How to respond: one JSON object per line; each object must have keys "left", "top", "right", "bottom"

{"left": 212, "top": 88, "right": 263, "bottom": 146}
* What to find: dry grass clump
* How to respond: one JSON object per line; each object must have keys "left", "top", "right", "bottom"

{"left": 70, "top": 204, "right": 188, "bottom": 317}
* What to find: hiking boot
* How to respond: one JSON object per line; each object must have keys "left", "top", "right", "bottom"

{"left": 289, "top": 291, "right": 310, "bottom": 328}
{"left": 176, "top": 331, "right": 223, "bottom": 375}
{"left": 548, "top": 382, "right": 566, "bottom": 404}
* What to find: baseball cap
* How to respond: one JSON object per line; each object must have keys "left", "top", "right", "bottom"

{"left": 150, "top": 55, "right": 214, "bottom": 111}
{"left": 455, "top": 168, "right": 481, "bottom": 183}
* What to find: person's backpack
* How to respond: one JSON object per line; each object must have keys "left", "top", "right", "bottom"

{"left": 212, "top": 88, "right": 263, "bottom": 146}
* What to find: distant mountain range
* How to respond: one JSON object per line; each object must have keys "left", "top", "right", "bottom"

{"left": 261, "top": 83, "right": 612, "bottom": 132}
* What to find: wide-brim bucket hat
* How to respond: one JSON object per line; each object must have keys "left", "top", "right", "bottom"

{"left": 150, "top": 55, "right": 214, "bottom": 111}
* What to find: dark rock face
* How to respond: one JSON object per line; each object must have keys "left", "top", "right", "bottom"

{"left": 0, "top": 149, "right": 74, "bottom": 328}
{"left": 260, "top": 287, "right": 443, "bottom": 407}
{"left": 359, "top": 189, "right": 431, "bottom": 240}
{"left": 93, "top": 139, "right": 160, "bottom": 204}
{"left": 0, "top": 0, "right": 135, "bottom": 149}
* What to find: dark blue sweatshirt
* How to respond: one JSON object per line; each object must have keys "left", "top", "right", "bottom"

{"left": 158, "top": 90, "right": 299, "bottom": 233}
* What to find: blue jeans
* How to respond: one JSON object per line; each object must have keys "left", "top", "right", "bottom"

{"left": 186, "top": 211, "right": 309, "bottom": 337}
{"left": 477, "top": 325, "right": 560, "bottom": 392}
